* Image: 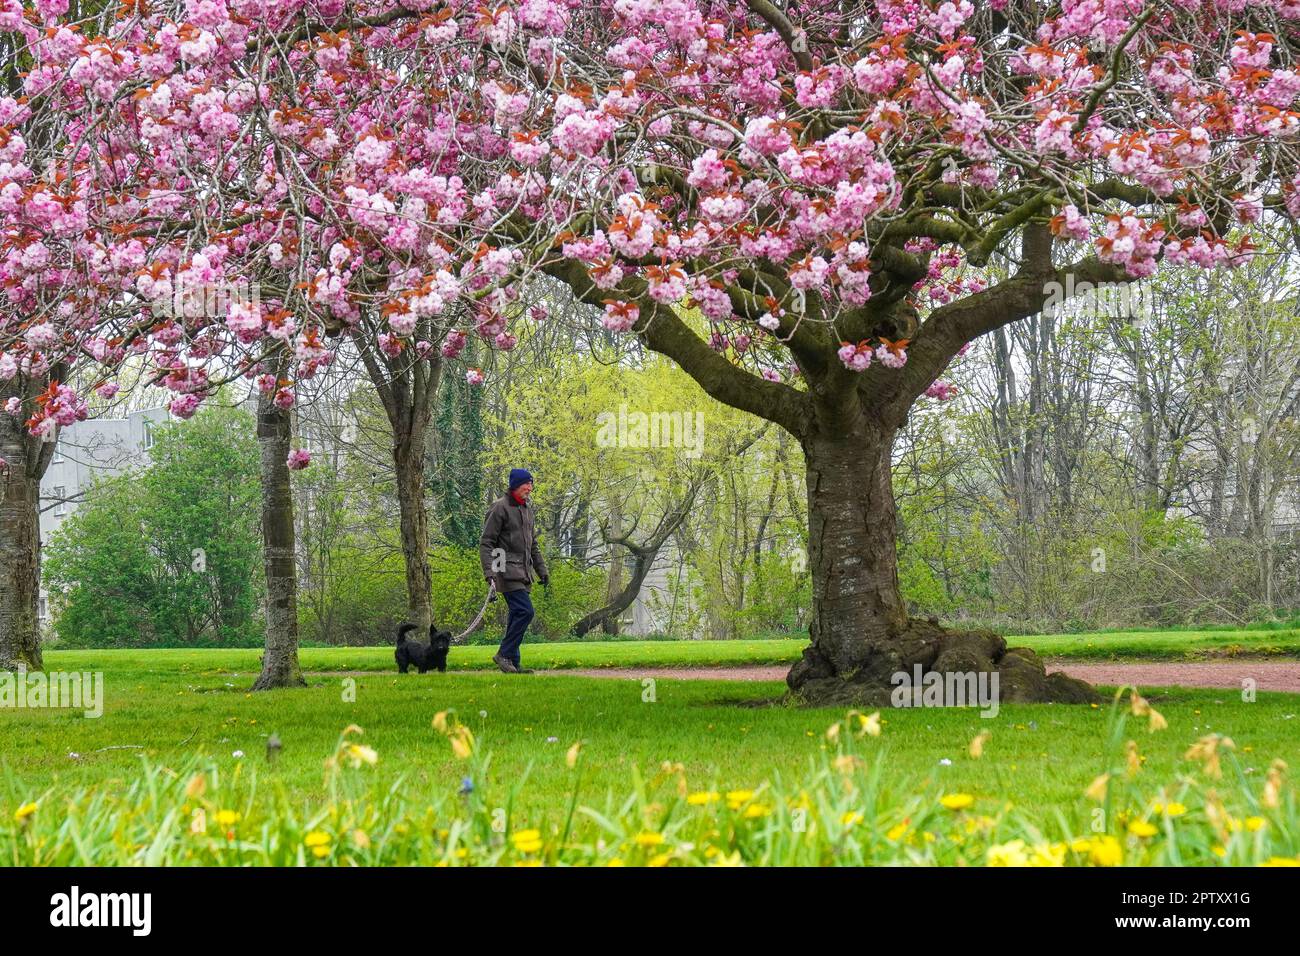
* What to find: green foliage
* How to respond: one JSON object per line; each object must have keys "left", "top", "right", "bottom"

{"left": 43, "top": 406, "right": 262, "bottom": 647}
{"left": 430, "top": 348, "right": 486, "bottom": 549}
{"left": 301, "top": 539, "right": 409, "bottom": 646}
{"left": 299, "top": 542, "right": 606, "bottom": 646}
{"left": 41, "top": 480, "right": 156, "bottom": 647}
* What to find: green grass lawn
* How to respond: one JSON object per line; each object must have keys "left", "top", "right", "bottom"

{"left": 4, "top": 652, "right": 1299, "bottom": 834}
{"left": 36, "top": 624, "right": 1300, "bottom": 680}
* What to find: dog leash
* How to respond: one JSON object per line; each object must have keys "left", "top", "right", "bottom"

{"left": 452, "top": 580, "right": 497, "bottom": 644}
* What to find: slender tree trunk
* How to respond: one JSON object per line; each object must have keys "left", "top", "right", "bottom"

{"left": 252, "top": 379, "right": 305, "bottom": 690}
{"left": 602, "top": 499, "right": 624, "bottom": 635}
{"left": 394, "top": 438, "right": 433, "bottom": 631}
{"left": 572, "top": 549, "right": 655, "bottom": 637}
{"left": 354, "top": 330, "right": 440, "bottom": 632}
{"left": 0, "top": 404, "right": 45, "bottom": 671}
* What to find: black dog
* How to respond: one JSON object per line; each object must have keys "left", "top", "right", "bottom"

{"left": 395, "top": 623, "right": 452, "bottom": 673}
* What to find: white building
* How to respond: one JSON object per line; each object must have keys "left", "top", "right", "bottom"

{"left": 38, "top": 407, "right": 169, "bottom": 621}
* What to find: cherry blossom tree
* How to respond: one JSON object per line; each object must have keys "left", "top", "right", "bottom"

{"left": 5, "top": 0, "right": 1300, "bottom": 700}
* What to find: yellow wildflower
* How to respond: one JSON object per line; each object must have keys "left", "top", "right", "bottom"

{"left": 511, "top": 829, "right": 543, "bottom": 853}
{"left": 1030, "top": 842, "right": 1066, "bottom": 867}
{"left": 1127, "top": 819, "right": 1158, "bottom": 838}
{"left": 987, "top": 840, "right": 1029, "bottom": 867}
{"left": 940, "top": 793, "right": 974, "bottom": 811}
{"left": 1088, "top": 836, "right": 1123, "bottom": 867}
{"left": 304, "top": 831, "right": 331, "bottom": 858}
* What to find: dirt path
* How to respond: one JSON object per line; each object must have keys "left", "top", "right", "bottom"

{"left": 302, "top": 659, "right": 1298, "bottom": 691}
{"left": 536, "top": 659, "right": 1300, "bottom": 692}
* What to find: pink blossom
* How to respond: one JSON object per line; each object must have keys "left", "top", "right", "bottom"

{"left": 442, "top": 330, "right": 468, "bottom": 358}
{"left": 925, "top": 380, "right": 959, "bottom": 401}
{"left": 837, "top": 342, "right": 873, "bottom": 372}
{"left": 602, "top": 300, "right": 640, "bottom": 332}
{"left": 876, "top": 343, "right": 907, "bottom": 369}
{"left": 169, "top": 394, "right": 202, "bottom": 419}
{"left": 287, "top": 449, "right": 312, "bottom": 471}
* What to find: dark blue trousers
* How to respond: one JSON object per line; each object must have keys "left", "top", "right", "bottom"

{"left": 499, "top": 589, "right": 535, "bottom": 668}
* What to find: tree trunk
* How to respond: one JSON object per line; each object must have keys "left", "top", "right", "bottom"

{"left": 354, "top": 330, "right": 441, "bottom": 633}
{"left": 252, "top": 380, "right": 305, "bottom": 690}
{"left": 786, "top": 410, "right": 1099, "bottom": 707}
{"left": 0, "top": 405, "right": 45, "bottom": 671}
{"left": 602, "top": 498, "right": 625, "bottom": 636}
{"left": 571, "top": 549, "right": 655, "bottom": 637}
{"left": 394, "top": 440, "right": 433, "bottom": 632}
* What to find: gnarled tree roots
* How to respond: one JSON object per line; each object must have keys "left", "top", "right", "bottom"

{"left": 786, "top": 622, "right": 1100, "bottom": 708}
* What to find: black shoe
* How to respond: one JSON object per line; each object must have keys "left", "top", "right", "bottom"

{"left": 515, "top": 666, "right": 535, "bottom": 674}
{"left": 492, "top": 653, "right": 519, "bottom": 674}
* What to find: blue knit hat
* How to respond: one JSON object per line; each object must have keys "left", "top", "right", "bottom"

{"left": 509, "top": 468, "right": 534, "bottom": 491}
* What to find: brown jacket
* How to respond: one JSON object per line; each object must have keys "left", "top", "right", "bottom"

{"left": 479, "top": 493, "right": 548, "bottom": 593}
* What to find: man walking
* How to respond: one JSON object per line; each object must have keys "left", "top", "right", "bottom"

{"left": 480, "top": 468, "right": 549, "bottom": 674}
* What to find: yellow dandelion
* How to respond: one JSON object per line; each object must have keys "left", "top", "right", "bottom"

{"left": 13, "top": 802, "right": 37, "bottom": 822}
{"left": 841, "top": 811, "right": 864, "bottom": 827}
{"left": 1029, "top": 842, "right": 1067, "bottom": 867}
{"left": 987, "top": 840, "right": 1029, "bottom": 867}
{"left": 886, "top": 821, "right": 908, "bottom": 841}
{"left": 634, "top": 831, "right": 665, "bottom": 847}
{"left": 1260, "top": 857, "right": 1300, "bottom": 867}
{"left": 215, "top": 810, "right": 240, "bottom": 827}
{"left": 1088, "top": 836, "right": 1123, "bottom": 867}
{"left": 940, "top": 793, "right": 975, "bottom": 811}
{"left": 725, "top": 789, "right": 754, "bottom": 810}
{"left": 687, "top": 791, "right": 720, "bottom": 806}
{"left": 1127, "top": 819, "right": 1158, "bottom": 838}
{"left": 304, "top": 831, "right": 331, "bottom": 858}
